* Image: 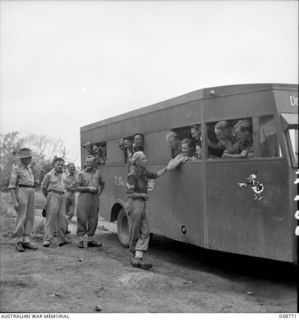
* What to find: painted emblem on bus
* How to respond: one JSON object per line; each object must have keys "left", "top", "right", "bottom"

{"left": 147, "top": 180, "right": 155, "bottom": 192}
{"left": 238, "top": 173, "right": 264, "bottom": 201}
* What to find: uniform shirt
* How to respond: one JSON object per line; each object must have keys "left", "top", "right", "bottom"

{"left": 171, "top": 145, "right": 182, "bottom": 159}
{"left": 78, "top": 168, "right": 105, "bottom": 193}
{"left": 63, "top": 171, "right": 79, "bottom": 191}
{"left": 42, "top": 169, "right": 65, "bottom": 193}
{"left": 126, "top": 167, "right": 158, "bottom": 195}
{"left": 225, "top": 138, "right": 254, "bottom": 156}
{"left": 127, "top": 150, "right": 134, "bottom": 173}
{"left": 166, "top": 153, "right": 197, "bottom": 171}
{"left": 8, "top": 163, "right": 34, "bottom": 189}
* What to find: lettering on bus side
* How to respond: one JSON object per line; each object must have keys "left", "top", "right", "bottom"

{"left": 113, "top": 176, "right": 155, "bottom": 192}
{"left": 114, "top": 176, "right": 126, "bottom": 187}
{"left": 289, "top": 96, "right": 298, "bottom": 107}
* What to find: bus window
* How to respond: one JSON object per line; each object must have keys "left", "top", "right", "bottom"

{"left": 207, "top": 118, "right": 253, "bottom": 159}
{"left": 171, "top": 125, "right": 201, "bottom": 160}
{"left": 259, "top": 116, "right": 281, "bottom": 158}
{"left": 92, "top": 142, "right": 106, "bottom": 167}
{"left": 287, "top": 128, "right": 298, "bottom": 167}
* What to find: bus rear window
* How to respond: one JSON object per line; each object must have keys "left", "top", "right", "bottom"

{"left": 259, "top": 116, "right": 281, "bottom": 158}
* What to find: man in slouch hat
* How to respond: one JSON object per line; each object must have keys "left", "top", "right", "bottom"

{"left": 8, "top": 148, "right": 38, "bottom": 252}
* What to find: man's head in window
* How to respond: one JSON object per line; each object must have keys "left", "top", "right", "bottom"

{"left": 166, "top": 131, "right": 180, "bottom": 149}
{"left": 181, "top": 138, "right": 195, "bottom": 157}
{"left": 133, "top": 133, "right": 144, "bottom": 151}
{"left": 83, "top": 142, "right": 93, "bottom": 155}
{"left": 214, "top": 121, "right": 234, "bottom": 141}
{"left": 235, "top": 120, "right": 252, "bottom": 143}
{"left": 190, "top": 125, "right": 201, "bottom": 142}
{"left": 124, "top": 136, "right": 133, "bottom": 152}
{"left": 92, "top": 144, "right": 100, "bottom": 156}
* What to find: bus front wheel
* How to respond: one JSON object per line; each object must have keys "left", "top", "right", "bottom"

{"left": 117, "top": 208, "right": 130, "bottom": 248}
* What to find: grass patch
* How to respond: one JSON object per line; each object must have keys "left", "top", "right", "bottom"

{"left": 35, "top": 192, "right": 46, "bottom": 210}
{"left": 0, "top": 191, "right": 46, "bottom": 237}
{"left": 33, "top": 221, "right": 45, "bottom": 235}
{"left": 0, "top": 192, "right": 16, "bottom": 236}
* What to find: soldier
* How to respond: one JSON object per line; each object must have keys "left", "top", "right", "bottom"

{"left": 190, "top": 125, "right": 202, "bottom": 159}
{"left": 222, "top": 119, "right": 254, "bottom": 159}
{"left": 41, "top": 157, "right": 69, "bottom": 247}
{"left": 126, "top": 151, "right": 167, "bottom": 270}
{"left": 166, "top": 138, "right": 197, "bottom": 171}
{"left": 8, "top": 148, "right": 38, "bottom": 252}
{"left": 63, "top": 162, "right": 78, "bottom": 234}
{"left": 83, "top": 142, "right": 93, "bottom": 156}
{"left": 123, "top": 136, "right": 134, "bottom": 161}
{"left": 76, "top": 156, "right": 105, "bottom": 248}
{"left": 166, "top": 131, "right": 182, "bottom": 159}
{"left": 132, "top": 133, "right": 144, "bottom": 152}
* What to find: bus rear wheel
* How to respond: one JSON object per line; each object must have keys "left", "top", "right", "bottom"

{"left": 117, "top": 208, "right": 130, "bottom": 248}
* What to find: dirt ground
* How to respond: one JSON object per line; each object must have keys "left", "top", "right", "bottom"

{"left": 0, "top": 197, "right": 297, "bottom": 313}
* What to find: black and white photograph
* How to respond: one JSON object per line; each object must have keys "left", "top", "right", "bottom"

{"left": 0, "top": 0, "right": 298, "bottom": 317}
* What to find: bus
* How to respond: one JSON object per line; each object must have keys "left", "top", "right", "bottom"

{"left": 80, "top": 83, "right": 298, "bottom": 263}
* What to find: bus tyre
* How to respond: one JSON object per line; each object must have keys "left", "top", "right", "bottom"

{"left": 117, "top": 208, "right": 130, "bottom": 248}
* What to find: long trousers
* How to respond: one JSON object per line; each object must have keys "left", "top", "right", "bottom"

{"left": 65, "top": 191, "right": 75, "bottom": 225}
{"left": 13, "top": 187, "right": 35, "bottom": 243}
{"left": 128, "top": 198, "right": 150, "bottom": 255}
{"left": 44, "top": 192, "right": 67, "bottom": 244}
{"left": 76, "top": 192, "right": 99, "bottom": 241}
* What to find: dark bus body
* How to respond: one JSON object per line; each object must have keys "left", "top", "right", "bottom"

{"left": 81, "top": 83, "right": 298, "bottom": 263}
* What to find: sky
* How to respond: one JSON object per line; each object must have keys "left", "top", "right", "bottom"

{"left": 0, "top": 0, "right": 298, "bottom": 165}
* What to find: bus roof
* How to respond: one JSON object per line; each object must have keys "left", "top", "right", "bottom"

{"left": 81, "top": 83, "right": 297, "bottom": 132}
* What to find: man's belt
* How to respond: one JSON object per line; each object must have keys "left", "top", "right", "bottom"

{"left": 49, "top": 189, "right": 65, "bottom": 195}
{"left": 80, "top": 190, "right": 97, "bottom": 194}
{"left": 18, "top": 184, "right": 35, "bottom": 188}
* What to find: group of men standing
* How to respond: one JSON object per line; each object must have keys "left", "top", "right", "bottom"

{"left": 9, "top": 144, "right": 169, "bottom": 271}
{"left": 9, "top": 148, "right": 105, "bottom": 252}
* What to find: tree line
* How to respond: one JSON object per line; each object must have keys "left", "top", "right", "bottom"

{"left": 0, "top": 132, "right": 71, "bottom": 191}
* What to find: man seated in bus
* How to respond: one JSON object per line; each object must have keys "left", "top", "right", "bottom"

{"left": 190, "top": 125, "right": 202, "bottom": 159}
{"left": 207, "top": 121, "right": 237, "bottom": 157}
{"left": 83, "top": 142, "right": 93, "bottom": 155}
{"left": 132, "top": 133, "right": 144, "bottom": 152}
{"left": 92, "top": 144, "right": 102, "bottom": 168}
{"left": 222, "top": 119, "right": 254, "bottom": 159}
{"left": 126, "top": 151, "right": 167, "bottom": 270}
{"left": 124, "top": 136, "right": 134, "bottom": 160}
{"left": 167, "top": 138, "right": 197, "bottom": 171}
{"left": 166, "top": 131, "right": 182, "bottom": 159}
{"left": 124, "top": 136, "right": 134, "bottom": 172}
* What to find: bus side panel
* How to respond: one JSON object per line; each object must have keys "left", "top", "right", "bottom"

{"left": 205, "top": 160, "right": 294, "bottom": 262}
{"left": 273, "top": 89, "right": 298, "bottom": 113}
{"left": 100, "top": 165, "right": 128, "bottom": 221}
{"left": 81, "top": 101, "right": 201, "bottom": 143}
{"left": 204, "top": 90, "right": 275, "bottom": 122}
{"left": 148, "top": 163, "right": 206, "bottom": 247}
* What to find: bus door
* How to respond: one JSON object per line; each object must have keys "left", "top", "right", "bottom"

{"left": 204, "top": 115, "right": 294, "bottom": 262}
